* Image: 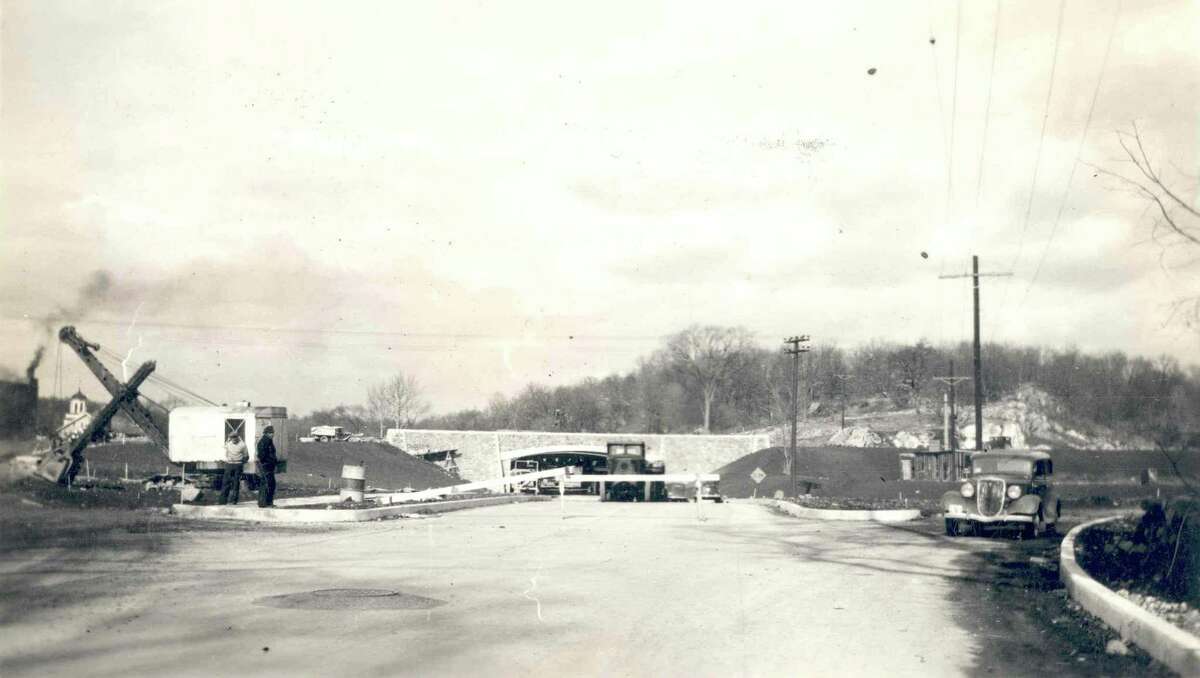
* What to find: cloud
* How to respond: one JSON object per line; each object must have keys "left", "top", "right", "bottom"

{"left": 612, "top": 245, "right": 744, "bottom": 284}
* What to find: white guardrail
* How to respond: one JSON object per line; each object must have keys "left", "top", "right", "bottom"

{"left": 276, "top": 468, "right": 721, "bottom": 521}
{"left": 373, "top": 469, "right": 719, "bottom": 504}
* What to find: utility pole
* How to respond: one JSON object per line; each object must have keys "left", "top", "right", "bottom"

{"left": 932, "top": 360, "right": 969, "bottom": 450}
{"left": 834, "top": 374, "right": 852, "bottom": 430}
{"left": 938, "top": 255, "right": 1012, "bottom": 451}
{"left": 783, "top": 335, "right": 811, "bottom": 497}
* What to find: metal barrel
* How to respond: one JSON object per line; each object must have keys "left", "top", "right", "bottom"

{"left": 340, "top": 463, "right": 366, "bottom": 501}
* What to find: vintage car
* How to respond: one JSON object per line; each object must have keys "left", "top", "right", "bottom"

{"left": 665, "top": 478, "right": 723, "bottom": 502}
{"left": 536, "top": 469, "right": 588, "bottom": 495}
{"left": 941, "top": 450, "right": 1060, "bottom": 538}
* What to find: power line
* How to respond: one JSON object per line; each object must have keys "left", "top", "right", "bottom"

{"left": 8, "top": 314, "right": 669, "bottom": 343}
{"left": 1010, "top": 0, "right": 1068, "bottom": 261}
{"left": 948, "top": 0, "right": 964, "bottom": 208}
{"left": 1022, "top": 0, "right": 1123, "bottom": 305}
{"left": 998, "top": 0, "right": 1067, "bottom": 318}
{"left": 93, "top": 345, "right": 217, "bottom": 406}
{"left": 926, "top": 1, "right": 954, "bottom": 348}
{"left": 926, "top": 0, "right": 953, "bottom": 226}
{"left": 974, "top": 0, "right": 1002, "bottom": 212}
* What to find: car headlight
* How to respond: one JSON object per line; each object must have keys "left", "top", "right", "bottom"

{"left": 1007, "top": 485, "right": 1023, "bottom": 500}
{"left": 960, "top": 481, "right": 975, "bottom": 498}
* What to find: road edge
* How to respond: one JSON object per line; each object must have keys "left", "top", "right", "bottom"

{"left": 761, "top": 498, "right": 921, "bottom": 522}
{"left": 1061, "top": 515, "right": 1200, "bottom": 676}
{"left": 170, "top": 494, "right": 549, "bottom": 523}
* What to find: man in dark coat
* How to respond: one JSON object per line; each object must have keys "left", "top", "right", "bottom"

{"left": 256, "top": 425, "right": 278, "bottom": 507}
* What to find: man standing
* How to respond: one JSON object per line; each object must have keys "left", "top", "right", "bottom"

{"left": 219, "top": 432, "right": 247, "bottom": 505}
{"left": 256, "top": 425, "right": 278, "bottom": 507}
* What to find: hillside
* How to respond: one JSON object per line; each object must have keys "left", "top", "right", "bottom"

{"left": 714, "top": 445, "right": 1200, "bottom": 500}
{"left": 22, "top": 440, "right": 457, "bottom": 490}
{"left": 752, "top": 385, "right": 1156, "bottom": 451}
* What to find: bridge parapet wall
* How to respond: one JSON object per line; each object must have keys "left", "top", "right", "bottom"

{"left": 386, "top": 429, "right": 770, "bottom": 481}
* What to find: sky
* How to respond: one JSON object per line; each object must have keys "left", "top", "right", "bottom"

{"left": 2, "top": 0, "right": 1198, "bottom": 416}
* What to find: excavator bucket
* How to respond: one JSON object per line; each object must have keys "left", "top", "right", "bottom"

{"left": 33, "top": 448, "right": 77, "bottom": 485}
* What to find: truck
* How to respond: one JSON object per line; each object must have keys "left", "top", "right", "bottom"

{"left": 665, "top": 477, "right": 723, "bottom": 502}
{"left": 599, "top": 441, "right": 666, "bottom": 502}
{"left": 305, "top": 425, "right": 352, "bottom": 442}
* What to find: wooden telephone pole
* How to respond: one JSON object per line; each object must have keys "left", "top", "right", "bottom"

{"left": 834, "top": 374, "right": 852, "bottom": 431}
{"left": 932, "top": 360, "right": 969, "bottom": 451}
{"left": 938, "top": 255, "right": 1012, "bottom": 451}
{"left": 783, "top": 335, "right": 811, "bottom": 497}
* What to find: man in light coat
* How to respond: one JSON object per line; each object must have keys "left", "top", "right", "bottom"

{"left": 219, "top": 432, "right": 248, "bottom": 505}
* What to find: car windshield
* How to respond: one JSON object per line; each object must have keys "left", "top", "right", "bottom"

{"left": 973, "top": 458, "right": 1033, "bottom": 476}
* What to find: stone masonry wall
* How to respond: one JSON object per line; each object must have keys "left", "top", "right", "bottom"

{"left": 386, "top": 429, "right": 772, "bottom": 481}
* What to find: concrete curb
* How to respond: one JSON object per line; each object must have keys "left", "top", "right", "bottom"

{"left": 1061, "top": 515, "right": 1200, "bottom": 676}
{"left": 171, "top": 494, "right": 549, "bottom": 523}
{"left": 763, "top": 499, "right": 921, "bottom": 523}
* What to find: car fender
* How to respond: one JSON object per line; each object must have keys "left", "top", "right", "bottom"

{"left": 1008, "top": 494, "right": 1041, "bottom": 516}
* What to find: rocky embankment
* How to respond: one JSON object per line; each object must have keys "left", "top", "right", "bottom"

{"left": 758, "top": 384, "right": 1153, "bottom": 450}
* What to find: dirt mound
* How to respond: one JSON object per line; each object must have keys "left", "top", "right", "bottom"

{"left": 714, "top": 445, "right": 915, "bottom": 499}
{"left": 287, "top": 441, "right": 457, "bottom": 490}
{"left": 713, "top": 445, "right": 1199, "bottom": 500}
{"left": 30, "top": 440, "right": 457, "bottom": 491}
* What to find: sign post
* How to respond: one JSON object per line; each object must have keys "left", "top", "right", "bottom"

{"left": 750, "top": 467, "right": 766, "bottom": 499}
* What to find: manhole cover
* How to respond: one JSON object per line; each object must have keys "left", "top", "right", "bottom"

{"left": 310, "top": 588, "right": 398, "bottom": 598}
{"left": 256, "top": 588, "right": 447, "bottom": 610}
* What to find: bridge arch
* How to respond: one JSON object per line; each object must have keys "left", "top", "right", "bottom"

{"left": 498, "top": 445, "right": 607, "bottom": 464}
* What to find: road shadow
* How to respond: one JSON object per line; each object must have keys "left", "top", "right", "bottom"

{"left": 699, "top": 505, "right": 1176, "bottom": 677}
{"left": 940, "top": 526, "right": 1175, "bottom": 677}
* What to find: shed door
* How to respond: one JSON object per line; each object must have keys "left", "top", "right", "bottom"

{"left": 225, "top": 418, "right": 246, "bottom": 441}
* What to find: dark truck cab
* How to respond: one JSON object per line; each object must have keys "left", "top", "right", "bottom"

{"left": 601, "top": 442, "right": 666, "bottom": 501}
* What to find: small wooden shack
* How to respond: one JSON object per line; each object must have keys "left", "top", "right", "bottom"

{"left": 899, "top": 445, "right": 968, "bottom": 481}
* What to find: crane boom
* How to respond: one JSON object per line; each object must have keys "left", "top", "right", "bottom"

{"left": 33, "top": 326, "right": 171, "bottom": 484}
{"left": 58, "top": 326, "right": 170, "bottom": 451}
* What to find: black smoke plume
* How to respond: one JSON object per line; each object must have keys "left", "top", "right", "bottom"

{"left": 28, "top": 270, "right": 115, "bottom": 383}
{"left": 26, "top": 346, "right": 44, "bottom": 383}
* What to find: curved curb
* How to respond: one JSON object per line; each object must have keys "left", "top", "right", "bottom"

{"left": 763, "top": 499, "right": 920, "bottom": 523}
{"left": 1061, "top": 515, "right": 1200, "bottom": 676}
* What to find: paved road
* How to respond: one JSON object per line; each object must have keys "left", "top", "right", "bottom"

{"left": 0, "top": 499, "right": 1070, "bottom": 677}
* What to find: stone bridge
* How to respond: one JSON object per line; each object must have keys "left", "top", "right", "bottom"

{"left": 386, "top": 429, "right": 772, "bottom": 481}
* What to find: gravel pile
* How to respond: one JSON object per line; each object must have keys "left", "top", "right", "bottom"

{"left": 1115, "top": 589, "right": 1200, "bottom": 638}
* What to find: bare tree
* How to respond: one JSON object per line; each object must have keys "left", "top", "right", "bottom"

{"left": 1092, "top": 123, "right": 1200, "bottom": 326}
{"left": 890, "top": 340, "right": 933, "bottom": 413}
{"left": 663, "top": 325, "right": 754, "bottom": 433}
{"left": 368, "top": 372, "right": 429, "bottom": 435}
{"left": 365, "top": 384, "right": 390, "bottom": 437}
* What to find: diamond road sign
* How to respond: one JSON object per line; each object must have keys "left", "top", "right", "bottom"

{"left": 750, "top": 467, "right": 766, "bottom": 484}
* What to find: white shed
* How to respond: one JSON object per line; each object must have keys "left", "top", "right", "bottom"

{"left": 168, "top": 404, "right": 288, "bottom": 473}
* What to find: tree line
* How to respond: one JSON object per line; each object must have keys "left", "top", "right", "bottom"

{"left": 407, "top": 325, "right": 1199, "bottom": 447}
{"left": 38, "top": 325, "right": 1196, "bottom": 451}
